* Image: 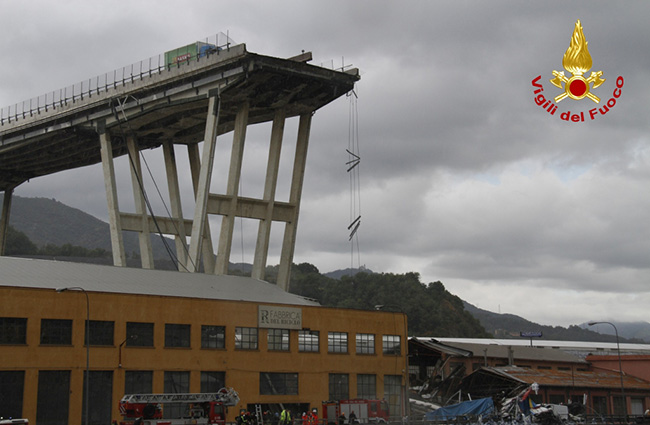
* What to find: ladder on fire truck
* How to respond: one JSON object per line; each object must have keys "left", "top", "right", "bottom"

{"left": 120, "top": 387, "right": 240, "bottom": 406}
{"left": 255, "top": 404, "right": 263, "bottom": 424}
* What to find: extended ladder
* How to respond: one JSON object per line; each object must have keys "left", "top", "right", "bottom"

{"left": 121, "top": 387, "right": 240, "bottom": 406}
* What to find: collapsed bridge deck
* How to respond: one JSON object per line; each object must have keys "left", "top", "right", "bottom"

{"left": 0, "top": 42, "right": 359, "bottom": 289}
{"left": 0, "top": 44, "right": 358, "bottom": 190}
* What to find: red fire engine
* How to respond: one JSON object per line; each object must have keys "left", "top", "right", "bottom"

{"left": 322, "top": 399, "right": 390, "bottom": 424}
{"left": 119, "top": 387, "right": 239, "bottom": 425}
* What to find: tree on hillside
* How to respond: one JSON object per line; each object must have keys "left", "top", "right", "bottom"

{"left": 3, "top": 225, "right": 109, "bottom": 258}
{"left": 4, "top": 225, "right": 39, "bottom": 255}
{"left": 288, "top": 264, "right": 490, "bottom": 338}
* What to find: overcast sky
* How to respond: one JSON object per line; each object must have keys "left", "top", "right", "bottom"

{"left": 2, "top": 1, "right": 649, "bottom": 328}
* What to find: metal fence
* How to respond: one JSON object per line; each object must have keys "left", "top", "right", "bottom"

{"left": 0, "top": 32, "right": 235, "bottom": 127}
{"left": 402, "top": 415, "right": 639, "bottom": 425}
{"left": 225, "top": 420, "right": 634, "bottom": 425}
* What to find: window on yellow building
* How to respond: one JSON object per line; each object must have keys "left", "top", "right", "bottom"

{"left": 164, "top": 371, "right": 190, "bottom": 393}
{"left": 125, "top": 370, "right": 153, "bottom": 394}
{"left": 40, "top": 319, "right": 72, "bottom": 345}
{"left": 164, "top": 371, "right": 190, "bottom": 418}
{"left": 126, "top": 322, "right": 154, "bottom": 347}
{"left": 0, "top": 317, "right": 27, "bottom": 345}
{"left": 235, "top": 327, "right": 258, "bottom": 350}
{"left": 85, "top": 320, "right": 114, "bottom": 346}
{"left": 268, "top": 329, "right": 290, "bottom": 351}
{"left": 0, "top": 371, "right": 24, "bottom": 419}
{"left": 82, "top": 371, "right": 113, "bottom": 425}
{"left": 201, "top": 325, "right": 225, "bottom": 349}
{"left": 382, "top": 335, "right": 401, "bottom": 355}
{"left": 36, "top": 370, "right": 70, "bottom": 425}
{"left": 356, "top": 333, "right": 375, "bottom": 354}
{"left": 357, "top": 374, "right": 376, "bottom": 399}
{"left": 260, "top": 372, "right": 298, "bottom": 395}
{"left": 328, "top": 332, "right": 348, "bottom": 353}
{"left": 329, "top": 373, "right": 349, "bottom": 400}
{"left": 298, "top": 330, "right": 319, "bottom": 352}
{"left": 383, "top": 375, "right": 401, "bottom": 416}
{"left": 201, "top": 371, "right": 225, "bottom": 392}
{"left": 165, "top": 324, "right": 190, "bottom": 348}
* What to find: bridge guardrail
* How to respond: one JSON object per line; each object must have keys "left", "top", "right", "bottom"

{"left": 0, "top": 32, "right": 234, "bottom": 127}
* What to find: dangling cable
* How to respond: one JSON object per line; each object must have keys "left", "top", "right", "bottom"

{"left": 346, "top": 88, "right": 362, "bottom": 271}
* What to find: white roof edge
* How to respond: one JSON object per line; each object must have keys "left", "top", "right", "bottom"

{"left": 0, "top": 256, "right": 319, "bottom": 307}
{"left": 427, "top": 337, "right": 650, "bottom": 351}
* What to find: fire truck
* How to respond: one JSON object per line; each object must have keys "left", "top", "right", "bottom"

{"left": 119, "top": 387, "right": 239, "bottom": 425}
{"left": 322, "top": 399, "right": 390, "bottom": 424}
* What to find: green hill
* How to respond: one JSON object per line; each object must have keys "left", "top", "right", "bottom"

{"left": 284, "top": 263, "right": 491, "bottom": 338}
{"left": 1, "top": 194, "right": 175, "bottom": 260}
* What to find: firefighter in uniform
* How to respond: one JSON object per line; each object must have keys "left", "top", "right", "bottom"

{"left": 309, "top": 409, "right": 318, "bottom": 425}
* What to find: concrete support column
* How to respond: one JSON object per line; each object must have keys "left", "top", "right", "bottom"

{"left": 187, "top": 144, "right": 215, "bottom": 273}
{"left": 0, "top": 186, "right": 14, "bottom": 256}
{"left": 99, "top": 127, "right": 127, "bottom": 267}
{"left": 127, "top": 136, "right": 154, "bottom": 269}
{"left": 277, "top": 112, "right": 312, "bottom": 290}
{"left": 188, "top": 95, "right": 221, "bottom": 272}
{"left": 252, "top": 107, "right": 286, "bottom": 280}
{"left": 163, "top": 141, "right": 188, "bottom": 271}
{"left": 215, "top": 101, "right": 250, "bottom": 275}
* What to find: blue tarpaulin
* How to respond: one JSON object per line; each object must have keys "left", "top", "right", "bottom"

{"left": 425, "top": 398, "right": 494, "bottom": 421}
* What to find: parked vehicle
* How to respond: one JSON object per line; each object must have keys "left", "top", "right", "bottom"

{"left": 119, "top": 387, "right": 239, "bottom": 425}
{"left": 322, "top": 399, "right": 389, "bottom": 424}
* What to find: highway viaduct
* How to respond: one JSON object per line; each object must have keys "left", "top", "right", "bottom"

{"left": 0, "top": 41, "right": 359, "bottom": 290}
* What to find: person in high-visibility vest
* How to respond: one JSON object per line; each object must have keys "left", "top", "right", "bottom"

{"left": 280, "top": 409, "right": 292, "bottom": 425}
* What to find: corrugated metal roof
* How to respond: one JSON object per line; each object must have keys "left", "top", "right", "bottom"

{"left": 479, "top": 366, "right": 650, "bottom": 390}
{"left": 410, "top": 337, "right": 473, "bottom": 357}
{"left": 415, "top": 337, "right": 588, "bottom": 364}
{"left": 434, "top": 337, "right": 650, "bottom": 354}
{"left": 0, "top": 257, "right": 319, "bottom": 306}
{"left": 440, "top": 340, "right": 587, "bottom": 364}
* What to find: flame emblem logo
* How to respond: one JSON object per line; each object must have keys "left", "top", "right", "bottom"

{"left": 550, "top": 20, "right": 605, "bottom": 103}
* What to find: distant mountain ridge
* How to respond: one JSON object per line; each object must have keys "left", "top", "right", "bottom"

{"left": 4, "top": 194, "right": 650, "bottom": 343}
{"left": 1, "top": 194, "right": 175, "bottom": 260}
{"left": 578, "top": 321, "right": 650, "bottom": 343}
{"left": 464, "top": 301, "right": 650, "bottom": 343}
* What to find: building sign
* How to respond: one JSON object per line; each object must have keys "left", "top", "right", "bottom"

{"left": 531, "top": 19, "right": 623, "bottom": 122}
{"left": 258, "top": 305, "right": 302, "bottom": 329}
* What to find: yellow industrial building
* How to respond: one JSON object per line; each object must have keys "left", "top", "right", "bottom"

{"left": 0, "top": 256, "right": 408, "bottom": 425}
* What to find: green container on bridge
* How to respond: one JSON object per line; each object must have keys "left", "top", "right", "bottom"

{"left": 165, "top": 42, "right": 218, "bottom": 68}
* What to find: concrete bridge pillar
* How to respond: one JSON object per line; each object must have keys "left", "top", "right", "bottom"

{"left": 99, "top": 127, "right": 127, "bottom": 267}
{"left": 0, "top": 187, "right": 13, "bottom": 255}
{"left": 215, "top": 101, "right": 250, "bottom": 275}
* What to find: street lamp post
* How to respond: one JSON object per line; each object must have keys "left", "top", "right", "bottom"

{"left": 375, "top": 305, "right": 410, "bottom": 420}
{"left": 57, "top": 287, "right": 90, "bottom": 425}
{"left": 588, "top": 321, "right": 627, "bottom": 421}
